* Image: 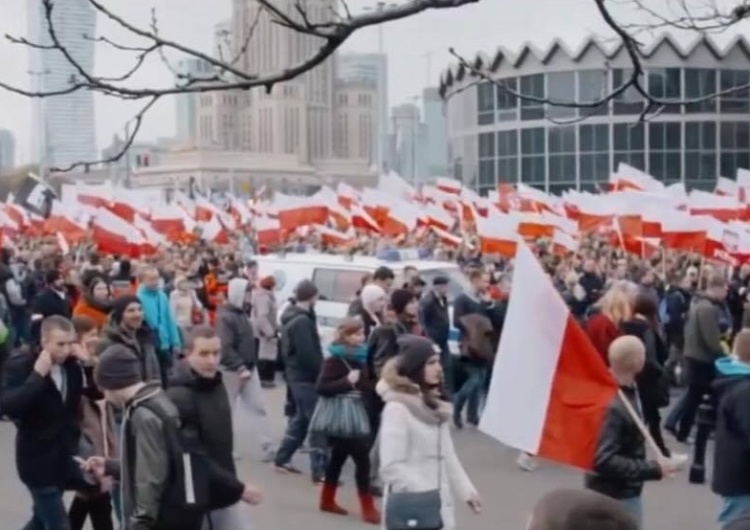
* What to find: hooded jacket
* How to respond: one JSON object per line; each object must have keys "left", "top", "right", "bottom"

{"left": 712, "top": 357, "right": 750, "bottom": 497}
{"left": 166, "top": 362, "right": 236, "bottom": 476}
{"left": 280, "top": 302, "right": 322, "bottom": 383}
{"left": 137, "top": 284, "right": 182, "bottom": 352}
{"left": 215, "top": 278, "right": 256, "bottom": 372}
{"left": 96, "top": 319, "right": 161, "bottom": 384}
{"left": 376, "top": 358, "right": 477, "bottom": 530}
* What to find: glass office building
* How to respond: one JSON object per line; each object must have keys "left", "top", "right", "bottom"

{"left": 440, "top": 35, "right": 750, "bottom": 195}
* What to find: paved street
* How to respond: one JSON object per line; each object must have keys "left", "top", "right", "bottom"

{"left": 0, "top": 385, "right": 719, "bottom": 529}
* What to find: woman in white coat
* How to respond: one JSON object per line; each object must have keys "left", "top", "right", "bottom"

{"left": 377, "top": 336, "right": 481, "bottom": 530}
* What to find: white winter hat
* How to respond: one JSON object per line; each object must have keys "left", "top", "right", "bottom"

{"left": 361, "top": 284, "right": 387, "bottom": 311}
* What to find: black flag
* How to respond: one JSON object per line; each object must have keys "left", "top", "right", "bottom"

{"left": 14, "top": 174, "right": 57, "bottom": 218}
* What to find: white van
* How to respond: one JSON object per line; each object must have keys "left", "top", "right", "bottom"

{"left": 253, "top": 250, "right": 467, "bottom": 351}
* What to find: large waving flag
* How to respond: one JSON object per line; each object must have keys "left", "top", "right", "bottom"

{"left": 480, "top": 241, "right": 618, "bottom": 470}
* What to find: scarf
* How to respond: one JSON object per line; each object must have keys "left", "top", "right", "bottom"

{"left": 328, "top": 343, "right": 367, "bottom": 364}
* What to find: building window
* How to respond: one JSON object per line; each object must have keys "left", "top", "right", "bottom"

{"left": 497, "top": 130, "right": 518, "bottom": 183}
{"left": 521, "top": 127, "right": 545, "bottom": 184}
{"left": 520, "top": 74, "right": 545, "bottom": 121}
{"left": 479, "top": 159, "right": 496, "bottom": 188}
{"left": 495, "top": 77, "right": 518, "bottom": 122}
{"left": 613, "top": 123, "right": 645, "bottom": 171}
{"left": 684, "top": 69, "right": 717, "bottom": 113}
{"left": 648, "top": 122, "right": 682, "bottom": 182}
{"left": 578, "top": 124, "right": 610, "bottom": 186}
{"left": 684, "top": 121, "right": 717, "bottom": 182}
{"left": 547, "top": 126, "right": 576, "bottom": 185}
{"left": 477, "top": 81, "right": 495, "bottom": 125}
{"left": 719, "top": 70, "right": 750, "bottom": 114}
{"left": 612, "top": 69, "right": 644, "bottom": 115}
{"left": 546, "top": 72, "right": 575, "bottom": 120}
{"left": 719, "top": 121, "right": 750, "bottom": 177}
{"left": 479, "top": 132, "right": 495, "bottom": 158}
{"left": 647, "top": 68, "right": 682, "bottom": 113}
{"left": 577, "top": 70, "right": 609, "bottom": 117}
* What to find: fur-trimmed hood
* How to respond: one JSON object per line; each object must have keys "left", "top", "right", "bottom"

{"left": 376, "top": 357, "right": 452, "bottom": 425}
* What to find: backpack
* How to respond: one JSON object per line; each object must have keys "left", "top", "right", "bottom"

{"left": 125, "top": 399, "right": 230, "bottom": 530}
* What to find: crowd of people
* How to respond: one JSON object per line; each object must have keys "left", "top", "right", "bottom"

{"left": 0, "top": 236, "right": 748, "bottom": 530}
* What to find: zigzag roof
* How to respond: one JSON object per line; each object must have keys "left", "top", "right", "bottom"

{"left": 439, "top": 34, "right": 750, "bottom": 99}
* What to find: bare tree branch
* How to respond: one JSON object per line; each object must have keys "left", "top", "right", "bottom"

{"left": 446, "top": 0, "right": 750, "bottom": 126}
{"left": 3, "top": 0, "right": 480, "bottom": 172}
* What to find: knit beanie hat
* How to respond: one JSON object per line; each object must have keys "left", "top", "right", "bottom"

{"left": 361, "top": 284, "right": 386, "bottom": 310}
{"left": 390, "top": 289, "right": 415, "bottom": 315}
{"left": 295, "top": 279, "right": 318, "bottom": 302}
{"left": 110, "top": 295, "right": 141, "bottom": 324}
{"left": 396, "top": 336, "right": 437, "bottom": 383}
{"left": 94, "top": 344, "right": 143, "bottom": 391}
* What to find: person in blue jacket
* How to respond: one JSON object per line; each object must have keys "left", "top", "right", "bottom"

{"left": 137, "top": 266, "right": 182, "bottom": 386}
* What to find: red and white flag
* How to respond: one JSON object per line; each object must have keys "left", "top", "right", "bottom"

{"left": 480, "top": 241, "right": 619, "bottom": 470}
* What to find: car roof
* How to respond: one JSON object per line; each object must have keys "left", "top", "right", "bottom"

{"left": 253, "top": 252, "right": 458, "bottom": 271}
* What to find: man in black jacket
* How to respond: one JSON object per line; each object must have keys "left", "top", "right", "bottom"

{"left": 29, "top": 270, "right": 73, "bottom": 347}
{"left": 712, "top": 330, "right": 750, "bottom": 526}
{"left": 1, "top": 316, "right": 87, "bottom": 530}
{"left": 419, "top": 276, "right": 451, "bottom": 391}
{"left": 167, "top": 326, "right": 262, "bottom": 527}
{"left": 275, "top": 279, "right": 327, "bottom": 481}
{"left": 585, "top": 335, "right": 677, "bottom": 527}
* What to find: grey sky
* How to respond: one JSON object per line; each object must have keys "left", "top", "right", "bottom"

{"left": 0, "top": 0, "right": 743, "bottom": 164}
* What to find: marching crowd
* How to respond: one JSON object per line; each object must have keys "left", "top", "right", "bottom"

{"left": 0, "top": 236, "right": 748, "bottom": 530}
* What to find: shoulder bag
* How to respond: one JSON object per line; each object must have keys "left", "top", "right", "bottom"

{"left": 384, "top": 424, "right": 444, "bottom": 530}
{"left": 308, "top": 358, "right": 371, "bottom": 439}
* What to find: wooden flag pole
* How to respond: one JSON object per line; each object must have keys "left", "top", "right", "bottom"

{"left": 617, "top": 389, "right": 668, "bottom": 459}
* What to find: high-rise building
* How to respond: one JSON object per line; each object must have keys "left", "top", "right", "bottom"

{"left": 422, "top": 87, "right": 449, "bottom": 177}
{"left": 333, "top": 79, "right": 377, "bottom": 162}
{"left": 175, "top": 58, "right": 214, "bottom": 142}
{"left": 337, "top": 53, "right": 388, "bottom": 170}
{"left": 0, "top": 129, "right": 16, "bottom": 170}
{"left": 390, "top": 103, "right": 427, "bottom": 185}
{"left": 28, "top": 0, "right": 96, "bottom": 171}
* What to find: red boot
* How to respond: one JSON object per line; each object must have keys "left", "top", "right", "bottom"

{"left": 358, "top": 491, "right": 381, "bottom": 525}
{"left": 319, "top": 483, "right": 348, "bottom": 515}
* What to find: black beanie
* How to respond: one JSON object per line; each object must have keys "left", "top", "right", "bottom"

{"left": 111, "top": 295, "right": 141, "bottom": 324}
{"left": 396, "top": 336, "right": 437, "bottom": 383}
{"left": 94, "top": 344, "right": 143, "bottom": 391}
{"left": 390, "top": 289, "right": 415, "bottom": 315}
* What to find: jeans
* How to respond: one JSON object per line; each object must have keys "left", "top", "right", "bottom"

{"left": 223, "top": 368, "right": 274, "bottom": 454}
{"left": 677, "top": 358, "right": 716, "bottom": 441}
{"left": 665, "top": 389, "right": 687, "bottom": 431}
{"left": 22, "top": 486, "right": 70, "bottom": 530}
{"left": 68, "top": 494, "right": 114, "bottom": 530}
{"left": 719, "top": 496, "right": 750, "bottom": 526}
{"left": 620, "top": 496, "right": 643, "bottom": 529}
{"left": 437, "top": 343, "right": 454, "bottom": 396}
{"left": 274, "top": 381, "right": 326, "bottom": 478}
{"left": 453, "top": 364, "right": 486, "bottom": 425}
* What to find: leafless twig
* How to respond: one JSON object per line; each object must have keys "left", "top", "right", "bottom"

{"left": 4, "top": 0, "right": 480, "bottom": 171}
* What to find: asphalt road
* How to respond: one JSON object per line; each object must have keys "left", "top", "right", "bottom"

{"left": 0, "top": 385, "right": 719, "bottom": 529}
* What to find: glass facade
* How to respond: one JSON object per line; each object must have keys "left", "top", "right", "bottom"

{"left": 471, "top": 67, "right": 750, "bottom": 195}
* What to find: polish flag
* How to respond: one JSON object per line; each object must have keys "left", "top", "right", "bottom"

{"left": 480, "top": 241, "right": 619, "bottom": 470}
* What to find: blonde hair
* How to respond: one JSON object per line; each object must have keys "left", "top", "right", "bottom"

{"left": 596, "top": 287, "right": 632, "bottom": 326}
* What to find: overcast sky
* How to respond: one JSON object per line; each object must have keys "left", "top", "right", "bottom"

{"left": 0, "top": 0, "right": 743, "bottom": 163}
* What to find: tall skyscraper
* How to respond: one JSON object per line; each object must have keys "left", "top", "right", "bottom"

{"left": 390, "top": 103, "right": 427, "bottom": 185}
{"left": 27, "top": 0, "right": 96, "bottom": 170}
{"left": 175, "top": 58, "right": 213, "bottom": 142}
{"left": 0, "top": 129, "right": 16, "bottom": 170}
{"left": 337, "top": 53, "right": 388, "bottom": 171}
{"left": 422, "top": 87, "right": 448, "bottom": 177}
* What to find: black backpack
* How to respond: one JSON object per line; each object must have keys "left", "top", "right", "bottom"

{"left": 125, "top": 399, "right": 218, "bottom": 530}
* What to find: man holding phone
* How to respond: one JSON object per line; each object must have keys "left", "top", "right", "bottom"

{"left": 0, "top": 316, "right": 87, "bottom": 530}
